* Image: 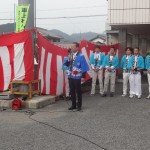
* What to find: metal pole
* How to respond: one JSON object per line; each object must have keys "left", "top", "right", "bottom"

{"left": 14, "top": 3, "right": 16, "bottom": 31}
{"left": 34, "top": 0, "right": 36, "bottom": 28}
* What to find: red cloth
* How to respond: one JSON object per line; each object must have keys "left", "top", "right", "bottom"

{"left": 0, "top": 30, "right": 34, "bottom": 91}
{"left": 37, "top": 32, "right": 68, "bottom": 95}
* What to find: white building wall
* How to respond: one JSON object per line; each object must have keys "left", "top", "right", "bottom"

{"left": 108, "top": 0, "right": 150, "bottom": 24}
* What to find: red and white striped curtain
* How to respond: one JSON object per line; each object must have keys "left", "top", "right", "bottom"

{"left": 37, "top": 32, "right": 68, "bottom": 95}
{"left": 0, "top": 30, "right": 34, "bottom": 91}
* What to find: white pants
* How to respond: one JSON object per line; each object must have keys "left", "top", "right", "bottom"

{"left": 64, "top": 71, "right": 70, "bottom": 97}
{"left": 147, "top": 73, "right": 150, "bottom": 94}
{"left": 104, "top": 72, "right": 116, "bottom": 93}
{"left": 91, "top": 70, "right": 104, "bottom": 94}
{"left": 123, "top": 73, "right": 130, "bottom": 95}
{"left": 129, "top": 73, "right": 142, "bottom": 96}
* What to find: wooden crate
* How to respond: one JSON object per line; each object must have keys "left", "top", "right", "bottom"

{"left": 10, "top": 80, "right": 41, "bottom": 99}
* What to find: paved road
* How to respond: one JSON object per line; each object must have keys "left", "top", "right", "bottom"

{"left": 0, "top": 82, "right": 150, "bottom": 150}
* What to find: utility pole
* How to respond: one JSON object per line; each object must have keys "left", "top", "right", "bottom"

{"left": 34, "top": 0, "right": 36, "bottom": 28}
{"left": 14, "top": 3, "right": 16, "bottom": 31}
{"left": 18, "top": 0, "right": 37, "bottom": 80}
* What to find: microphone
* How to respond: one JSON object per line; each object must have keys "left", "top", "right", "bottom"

{"left": 68, "top": 48, "right": 72, "bottom": 55}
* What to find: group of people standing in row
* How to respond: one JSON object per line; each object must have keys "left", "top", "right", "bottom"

{"left": 62, "top": 42, "right": 150, "bottom": 111}
{"left": 90, "top": 46, "right": 145, "bottom": 99}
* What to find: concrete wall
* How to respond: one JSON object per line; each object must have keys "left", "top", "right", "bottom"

{"left": 127, "top": 34, "right": 132, "bottom": 47}
{"left": 108, "top": 0, "right": 150, "bottom": 24}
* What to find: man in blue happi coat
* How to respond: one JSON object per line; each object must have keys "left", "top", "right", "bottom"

{"left": 120, "top": 47, "right": 133, "bottom": 97}
{"left": 64, "top": 42, "right": 89, "bottom": 111}
{"left": 102, "top": 47, "right": 119, "bottom": 97}
{"left": 145, "top": 50, "right": 150, "bottom": 99}
{"left": 89, "top": 45, "right": 105, "bottom": 96}
{"left": 127, "top": 47, "right": 144, "bottom": 99}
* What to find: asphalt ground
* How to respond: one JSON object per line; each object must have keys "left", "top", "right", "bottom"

{"left": 0, "top": 80, "right": 150, "bottom": 150}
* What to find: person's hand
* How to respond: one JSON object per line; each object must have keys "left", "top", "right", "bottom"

{"left": 148, "top": 70, "right": 150, "bottom": 74}
{"left": 107, "top": 67, "right": 111, "bottom": 71}
{"left": 99, "top": 67, "right": 102, "bottom": 70}
{"left": 96, "top": 68, "right": 100, "bottom": 72}
{"left": 81, "top": 78, "right": 85, "bottom": 83}
{"left": 131, "top": 68, "right": 136, "bottom": 74}
{"left": 131, "top": 68, "right": 135, "bottom": 71}
{"left": 68, "top": 54, "right": 71, "bottom": 60}
{"left": 133, "top": 70, "right": 136, "bottom": 74}
{"left": 93, "top": 68, "right": 97, "bottom": 72}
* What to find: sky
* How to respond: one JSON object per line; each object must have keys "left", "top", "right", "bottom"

{"left": 0, "top": 0, "right": 108, "bottom": 34}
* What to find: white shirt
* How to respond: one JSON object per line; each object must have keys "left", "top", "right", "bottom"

{"left": 73, "top": 51, "right": 78, "bottom": 59}
{"left": 106, "top": 55, "right": 114, "bottom": 69}
{"left": 126, "top": 55, "right": 131, "bottom": 64}
{"left": 110, "top": 56, "right": 114, "bottom": 62}
{"left": 126, "top": 55, "right": 130, "bottom": 60}
{"left": 94, "top": 52, "right": 101, "bottom": 60}
{"left": 134, "top": 55, "right": 138, "bottom": 68}
{"left": 91, "top": 52, "right": 102, "bottom": 70}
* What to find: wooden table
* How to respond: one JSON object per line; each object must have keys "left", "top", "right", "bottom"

{"left": 10, "top": 80, "right": 41, "bottom": 99}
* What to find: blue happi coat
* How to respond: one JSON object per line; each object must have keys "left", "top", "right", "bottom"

{"left": 89, "top": 52, "right": 105, "bottom": 69}
{"left": 103, "top": 55, "right": 119, "bottom": 72}
{"left": 64, "top": 52, "right": 89, "bottom": 79}
{"left": 127, "top": 55, "right": 144, "bottom": 73}
{"left": 145, "top": 55, "right": 150, "bottom": 70}
{"left": 120, "top": 55, "right": 132, "bottom": 72}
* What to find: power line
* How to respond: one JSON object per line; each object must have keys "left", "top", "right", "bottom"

{"left": 37, "top": 20, "right": 106, "bottom": 26}
{"left": 0, "top": 19, "right": 14, "bottom": 20}
{"left": 0, "top": 5, "right": 107, "bottom": 14}
{"left": 0, "top": 14, "right": 107, "bottom": 21}
{"left": 36, "top": 14, "right": 107, "bottom": 20}
{"left": 37, "top": 5, "right": 107, "bottom": 11}
{"left": 0, "top": 11, "right": 12, "bottom": 14}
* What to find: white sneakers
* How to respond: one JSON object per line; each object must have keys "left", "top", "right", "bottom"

{"left": 90, "top": 94, "right": 95, "bottom": 97}
{"left": 129, "top": 94, "right": 141, "bottom": 99}
{"left": 146, "top": 95, "right": 150, "bottom": 99}
{"left": 129, "top": 94, "right": 134, "bottom": 98}
{"left": 137, "top": 95, "right": 141, "bottom": 99}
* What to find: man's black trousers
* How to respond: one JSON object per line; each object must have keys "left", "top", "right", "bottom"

{"left": 69, "top": 78, "right": 82, "bottom": 108}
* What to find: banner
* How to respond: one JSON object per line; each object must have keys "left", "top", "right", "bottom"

{"left": 38, "top": 32, "right": 68, "bottom": 95}
{"left": 0, "top": 30, "right": 34, "bottom": 91}
{"left": 16, "top": 5, "right": 29, "bottom": 32}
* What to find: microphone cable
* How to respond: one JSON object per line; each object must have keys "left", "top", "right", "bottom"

{"left": 25, "top": 109, "right": 107, "bottom": 150}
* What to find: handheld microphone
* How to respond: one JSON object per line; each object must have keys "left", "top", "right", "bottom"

{"left": 68, "top": 48, "right": 72, "bottom": 54}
